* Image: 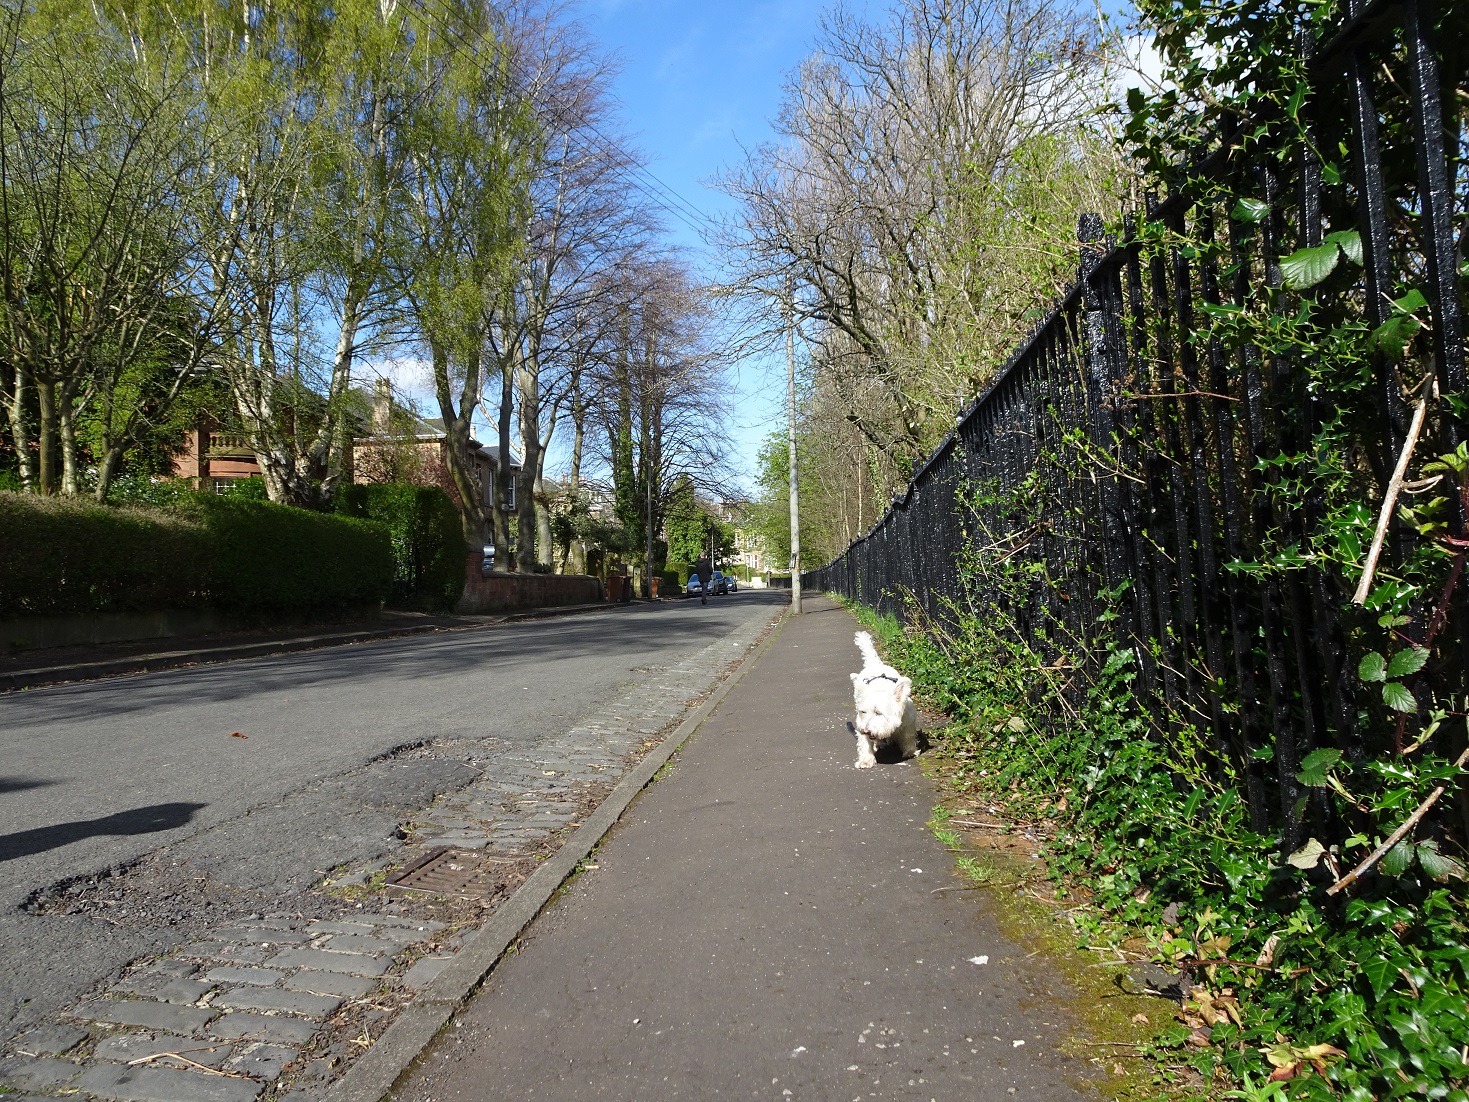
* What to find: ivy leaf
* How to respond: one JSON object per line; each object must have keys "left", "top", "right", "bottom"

{"left": 1251, "top": 744, "right": 1275, "bottom": 762}
{"left": 1386, "top": 647, "right": 1428, "bottom": 679}
{"left": 1415, "top": 840, "right": 1466, "bottom": 882}
{"left": 1379, "top": 839, "right": 1415, "bottom": 876}
{"left": 1324, "top": 229, "right": 1363, "bottom": 265}
{"left": 1296, "top": 749, "right": 1342, "bottom": 787}
{"left": 1231, "top": 197, "right": 1269, "bottom": 223}
{"left": 1361, "top": 954, "right": 1400, "bottom": 999}
{"left": 1280, "top": 242, "right": 1340, "bottom": 289}
{"left": 1382, "top": 681, "right": 1417, "bottom": 713}
{"left": 1358, "top": 651, "right": 1387, "bottom": 683}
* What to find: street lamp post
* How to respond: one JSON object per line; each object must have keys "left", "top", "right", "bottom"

{"left": 786, "top": 278, "right": 801, "bottom": 615}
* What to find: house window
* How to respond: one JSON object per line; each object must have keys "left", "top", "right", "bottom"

{"left": 502, "top": 479, "right": 516, "bottom": 511}
{"left": 212, "top": 478, "right": 237, "bottom": 495}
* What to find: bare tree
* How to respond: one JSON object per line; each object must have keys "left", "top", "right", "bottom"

{"left": 478, "top": 1, "right": 657, "bottom": 570}
{"left": 718, "top": 0, "right": 1119, "bottom": 466}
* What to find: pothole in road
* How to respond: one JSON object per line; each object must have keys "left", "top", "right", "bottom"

{"left": 22, "top": 855, "right": 289, "bottom": 929}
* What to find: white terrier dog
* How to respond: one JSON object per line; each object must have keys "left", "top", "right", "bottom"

{"left": 850, "top": 631, "right": 918, "bottom": 769}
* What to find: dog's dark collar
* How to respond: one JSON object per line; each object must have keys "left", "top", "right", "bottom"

{"left": 862, "top": 672, "right": 900, "bottom": 684}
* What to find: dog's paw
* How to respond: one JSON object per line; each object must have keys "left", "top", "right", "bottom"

{"left": 854, "top": 758, "right": 875, "bottom": 769}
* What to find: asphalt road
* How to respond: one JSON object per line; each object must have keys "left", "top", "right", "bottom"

{"left": 395, "top": 597, "right": 1093, "bottom": 1102}
{"left": 0, "top": 592, "right": 783, "bottom": 1040}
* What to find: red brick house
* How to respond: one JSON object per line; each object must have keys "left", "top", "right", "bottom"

{"left": 172, "top": 382, "right": 518, "bottom": 510}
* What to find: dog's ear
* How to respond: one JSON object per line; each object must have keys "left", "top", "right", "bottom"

{"left": 897, "top": 676, "right": 912, "bottom": 703}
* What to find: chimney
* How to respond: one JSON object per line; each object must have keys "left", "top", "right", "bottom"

{"left": 373, "top": 379, "right": 392, "bottom": 434}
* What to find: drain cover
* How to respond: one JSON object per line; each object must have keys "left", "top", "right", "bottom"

{"left": 386, "top": 847, "right": 528, "bottom": 900}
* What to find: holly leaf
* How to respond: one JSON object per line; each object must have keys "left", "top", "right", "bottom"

{"left": 1280, "top": 243, "right": 1340, "bottom": 289}
{"left": 1358, "top": 651, "right": 1387, "bottom": 683}
{"left": 1296, "top": 749, "right": 1342, "bottom": 788}
{"left": 1382, "top": 681, "right": 1417, "bottom": 713}
{"left": 1415, "top": 840, "right": 1466, "bottom": 882}
{"left": 1386, "top": 647, "right": 1428, "bottom": 679}
{"left": 1380, "top": 839, "right": 1415, "bottom": 876}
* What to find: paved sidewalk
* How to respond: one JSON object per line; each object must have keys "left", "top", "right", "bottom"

{"left": 0, "top": 597, "right": 782, "bottom": 1102}
{"left": 394, "top": 597, "right": 1094, "bottom": 1102}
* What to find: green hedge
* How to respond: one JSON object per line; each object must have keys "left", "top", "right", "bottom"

{"left": 187, "top": 496, "right": 393, "bottom": 616}
{"left": 335, "top": 483, "right": 463, "bottom": 610}
{"left": 0, "top": 491, "right": 392, "bottom": 620}
{"left": 0, "top": 493, "right": 211, "bottom": 617}
{"left": 666, "top": 560, "right": 693, "bottom": 586}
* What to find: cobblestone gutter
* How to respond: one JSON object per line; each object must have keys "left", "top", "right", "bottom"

{"left": 0, "top": 607, "right": 782, "bottom": 1102}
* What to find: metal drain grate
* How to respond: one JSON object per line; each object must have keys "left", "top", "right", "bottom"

{"left": 385, "top": 847, "right": 528, "bottom": 900}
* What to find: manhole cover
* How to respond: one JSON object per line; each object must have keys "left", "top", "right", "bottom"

{"left": 385, "top": 848, "right": 529, "bottom": 900}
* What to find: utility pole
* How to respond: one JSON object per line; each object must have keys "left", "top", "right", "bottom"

{"left": 645, "top": 462, "right": 653, "bottom": 597}
{"left": 786, "top": 277, "right": 801, "bottom": 615}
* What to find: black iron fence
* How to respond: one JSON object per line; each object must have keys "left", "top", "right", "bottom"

{"left": 805, "top": 0, "right": 1467, "bottom": 850}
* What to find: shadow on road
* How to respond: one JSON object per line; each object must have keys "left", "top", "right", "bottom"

{"left": 0, "top": 777, "right": 61, "bottom": 794}
{"left": 5, "top": 593, "right": 792, "bottom": 725}
{"left": 0, "top": 801, "right": 206, "bottom": 862}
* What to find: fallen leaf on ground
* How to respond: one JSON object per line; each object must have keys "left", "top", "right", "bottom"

{"left": 230, "top": 732, "right": 247, "bottom": 739}
{"left": 1130, "top": 1013, "right": 1149, "bottom": 1025}
{"left": 1262, "top": 1040, "right": 1346, "bottom": 1080}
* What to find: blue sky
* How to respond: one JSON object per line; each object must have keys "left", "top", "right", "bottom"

{"left": 577, "top": 0, "right": 835, "bottom": 489}
{"left": 575, "top": 0, "right": 1143, "bottom": 492}
{"left": 376, "top": 1, "right": 1146, "bottom": 490}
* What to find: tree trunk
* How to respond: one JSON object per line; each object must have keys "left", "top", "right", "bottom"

{"left": 492, "top": 341, "right": 515, "bottom": 571}
{"left": 6, "top": 362, "right": 34, "bottom": 492}
{"left": 432, "top": 340, "right": 490, "bottom": 552}
{"left": 515, "top": 353, "right": 539, "bottom": 573}
{"left": 94, "top": 445, "right": 124, "bottom": 503}
{"left": 35, "top": 377, "right": 56, "bottom": 495}
{"left": 58, "top": 391, "right": 78, "bottom": 495}
{"left": 568, "top": 398, "right": 585, "bottom": 574}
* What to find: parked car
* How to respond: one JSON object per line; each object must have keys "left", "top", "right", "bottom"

{"left": 710, "top": 570, "right": 728, "bottom": 595}
{"left": 725, "top": 575, "right": 739, "bottom": 593}
{"left": 685, "top": 575, "right": 703, "bottom": 597}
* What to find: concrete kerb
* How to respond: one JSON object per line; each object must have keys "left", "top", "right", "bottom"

{"left": 324, "top": 604, "right": 792, "bottom": 1102}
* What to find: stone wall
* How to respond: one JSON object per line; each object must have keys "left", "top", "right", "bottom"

{"left": 457, "top": 559, "right": 604, "bottom": 614}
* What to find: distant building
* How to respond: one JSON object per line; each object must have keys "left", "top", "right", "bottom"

{"left": 171, "top": 380, "right": 519, "bottom": 509}
{"left": 720, "top": 499, "right": 767, "bottom": 575}
{"left": 353, "top": 382, "right": 518, "bottom": 514}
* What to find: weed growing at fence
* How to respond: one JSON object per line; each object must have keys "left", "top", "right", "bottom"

{"left": 855, "top": 588, "right": 1469, "bottom": 1099}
